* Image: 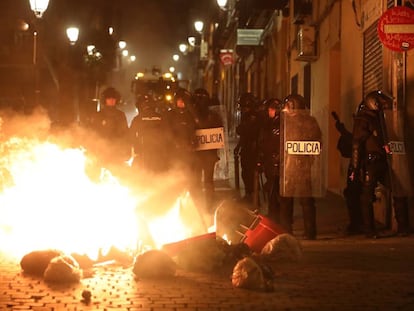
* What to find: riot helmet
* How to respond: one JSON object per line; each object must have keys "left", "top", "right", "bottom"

{"left": 283, "top": 94, "right": 307, "bottom": 114}
{"left": 264, "top": 98, "right": 282, "bottom": 111}
{"left": 193, "top": 88, "right": 210, "bottom": 116}
{"left": 102, "top": 87, "right": 121, "bottom": 102}
{"left": 237, "top": 92, "right": 258, "bottom": 111}
{"left": 364, "top": 90, "right": 393, "bottom": 111}
{"left": 174, "top": 87, "right": 192, "bottom": 108}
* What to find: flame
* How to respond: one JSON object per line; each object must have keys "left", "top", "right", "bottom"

{"left": 0, "top": 134, "right": 208, "bottom": 260}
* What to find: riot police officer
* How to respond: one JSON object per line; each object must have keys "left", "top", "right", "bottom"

{"left": 257, "top": 98, "right": 282, "bottom": 223}
{"left": 192, "top": 88, "right": 223, "bottom": 212}
{"left": 351, "top": 90, "right": 410, "bottom": 238}
{"left": 129, "top": 93, "right": 169, "bottom": 173}
{"left": 166, "top": 87, "right": 197, "bottom": 172}
{"left": 234, "top": 92, "right": 260, "bottom": 202}
{"left": 89, "top": 87, "right": 129, "bottom": 167}
{"left": 279, "top": 94, "right": 322, "bottom": 240}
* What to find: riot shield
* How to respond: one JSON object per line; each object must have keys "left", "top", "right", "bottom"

{"left": 383, "top": 109, "right": 413, "bottom": 197}
{"left": 280, "top": 110, "right": 325, "bottom": 197}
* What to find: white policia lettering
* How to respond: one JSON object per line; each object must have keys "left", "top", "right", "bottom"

{"left": 286, "top": 141, "right": 321, "bottom": 155}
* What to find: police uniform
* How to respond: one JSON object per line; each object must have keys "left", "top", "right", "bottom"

{"left": 351, "top": 90, "right": 411, "bottom": 237}
{"left": 130, "top": 97, "right": 169, "bottom": 173}
{"left": 89, "top": 87, "right": 129, "bottom": 166}
{"left": 351, "top": 104, "right": 387, "bottom": 237}
{"left": 235, "top": 96, "right": 260, "bottom": 201}
{"left": 166, "top": 89, "right": 197, "bottom": 171}
{"left": 257, "top": 99, "right": 282, "bottom": 223}
{"left": 280, "top": 94, "right": 322, "bottom": 240}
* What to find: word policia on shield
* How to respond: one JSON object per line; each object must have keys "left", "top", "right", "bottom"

{"left": 285, "top": 141, "right": 321, "bottom": 155}
{"left": 195, "top": 127, "right": 225, "bottom": 151}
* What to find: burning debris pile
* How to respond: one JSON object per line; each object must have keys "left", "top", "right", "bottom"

{"left": 0, "top": 109, "right": 303, "bottom": 293}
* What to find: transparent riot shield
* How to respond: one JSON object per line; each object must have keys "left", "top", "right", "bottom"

{"left": 280, "top": 109, "right": 325, "bottom": 197}
{"left": 383, "top": 108, "right": 413, "bottom": 197}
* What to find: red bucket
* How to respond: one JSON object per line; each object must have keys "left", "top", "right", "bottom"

{"left": 242, "top": 215, "right": 285, "bottom": 253}
{"left": 161, "top": 232, "right": 217, "bottom": 256}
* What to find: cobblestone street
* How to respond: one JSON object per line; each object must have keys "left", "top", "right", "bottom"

{"left": 2, "top": 236, "right": 414, "bottom": 311}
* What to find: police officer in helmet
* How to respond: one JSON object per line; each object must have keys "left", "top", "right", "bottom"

{"left": 351, "top": 90, "right": 410, "bottom": 237}
{"left": 257, "top": 98, "right": 283, "bottom": 223}
{"left": 192, "top": 88, "right": 223, "bottom": 212}
{"left": 166, "top": 87, "right": 197, "bottom": 171}
{"left": 280, "top": 94, "right": 322, "bottom": 239}
{"left": 234, "top": 92, "right": 260, "bottom": 202}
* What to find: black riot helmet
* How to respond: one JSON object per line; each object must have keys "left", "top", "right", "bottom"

{"left": 364, "top": 90, "right": 393, "bottom": 111}
{"left": 237, "top": 92, "right": 258, "bottom": 111}
{"left": 193, "top": 88, "right": 211, "bottom": 116}
{"left": 264, "top": 98, "right": 283, "bottom": 111}
{"left": 193, "top": 88, "right": 210, "bottom": 107}
{"left": 174, "top": 87, "right": 192, "bottom": 108}
{"left": 283, "top": 94, "right": 308, "bottom": 113}
{"left": 102, "top": 87, "right": 121, "bottom": 102}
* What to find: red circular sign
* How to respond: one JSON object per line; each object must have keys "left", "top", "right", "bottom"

{"left": 377, "top": 6, "right": 414, "bottom": 52}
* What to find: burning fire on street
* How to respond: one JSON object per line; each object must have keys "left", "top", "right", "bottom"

{"left": 0, "top": 109, "right": 208, "bottom": 262}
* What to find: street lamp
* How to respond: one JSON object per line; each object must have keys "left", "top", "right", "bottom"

{"left": 194, "top": 20, "right": 204, "bottom": 33}
{"left": 179, "top": 43, "right": 188, "bottom": 54}
{"left": 118, "top": 40, "right": 127, "bottom": 50}
{"left": 66, "top": 27, "right": 79, "bottom": 45}
{"left": 66, "top": 26, "right": 80, "bottom": 123}
{"left": 216, "top": 0, "right": 228, "bottom": 10}
{"left": 29, "top": 0, "right": 50, "bottom": 107}
{"left": 173, "top": 54, "right": 180, "bottom": 62}
{"left": 188, "top": 36, "right": 196, "bottom": 47}
{"left": 29, "top": 0, "right": 50, "bottom": 18}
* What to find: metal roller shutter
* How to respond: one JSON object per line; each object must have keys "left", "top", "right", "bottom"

{"left": 363, "top": 20, "right": 383, "bottom": 96}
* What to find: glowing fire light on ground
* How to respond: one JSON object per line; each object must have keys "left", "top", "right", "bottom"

{"left": 0, "top": 135, "right": 208, "bottom": 260}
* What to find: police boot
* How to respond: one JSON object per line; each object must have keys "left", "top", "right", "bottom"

{"left": 302, "top": 198, "right": 316, "bottom": 240}
{"left": 394, "top": 197, "right": 410, "bottom": 237}
{"left": 360, "top": 187, "right": 377, "bottom": 238}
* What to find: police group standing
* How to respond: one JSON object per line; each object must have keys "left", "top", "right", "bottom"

{"left": 350, "top": 90, "right": 411, "bottom": 238}
{"left": 191, "top": 88, "right": 224, "bottom": 213}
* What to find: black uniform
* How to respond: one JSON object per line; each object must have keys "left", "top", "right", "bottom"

{"left": 166, "top": 88, "right": 196, "bottom": 172}
{"left": 235, "top": 93, "right": 260, "bottom": 201}
{"left": 332, "top": 109, "right": 363, "bottom": 234}
{"left": 257, "top": 99, "right": 282, "bottom": 223}
{"left": 351, "top": 98, "right": 388, "bottom": 237}
{"left": 351, "top": 90, "right": 411, "bottom": 237}
{"left": 130, "top": 98, "right": 169, "bottom": 173}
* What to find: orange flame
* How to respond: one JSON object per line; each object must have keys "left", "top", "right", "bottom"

{"left": 0, "top": 136, "right": 208, "bottom": 260}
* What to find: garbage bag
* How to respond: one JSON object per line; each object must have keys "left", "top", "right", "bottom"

{"left": 20, "top": 249, "right": 63, "bottom": 276}
{"left": 133, "top": 250, "right": 176, "bottom": 278}
{"left": 231, "top": 256, "right": 274, "bottom": 291}
{"left": 261, "top": 233, "right": 302, "bottom": 261}
{"left": 43, "top": 255, "right": 82, "bottom": 283}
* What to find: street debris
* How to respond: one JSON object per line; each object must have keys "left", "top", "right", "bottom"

{"left": 133, "top": 249, "right": 176, "bottom": 278}
{"left": 20, "top": 249, "right": 63, "bottom": 276}
{"left": 261, "top": 233, "right": 303, "bottom": 262}
{"left": 231, "top": 256, "right": 275, "bottom": 292}
{"left": 43, "top": 255, "right": 82, "bottom": 283}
